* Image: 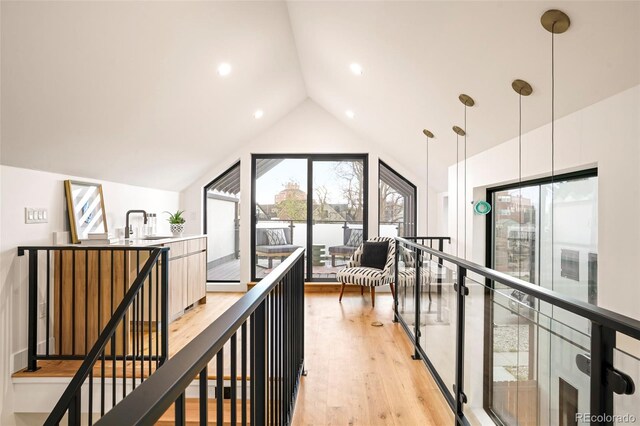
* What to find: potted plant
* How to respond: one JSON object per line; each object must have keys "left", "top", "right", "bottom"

{"left": 165, "top": 210, "right": 186, "bottom": 236}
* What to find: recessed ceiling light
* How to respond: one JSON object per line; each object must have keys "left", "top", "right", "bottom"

{"left": 345, "top": 110, "right": 355, "bottom": 119}
{"left": 217, "top": 63, "right": 232, "bottom": 76}
{"left": 254, "top": 109, "right": 264, "bottom": 119}
{"left": 350, "top": 63, "right": 363, "bottom": 75}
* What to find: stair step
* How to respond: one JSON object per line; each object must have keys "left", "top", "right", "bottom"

{"left": 157, "top": 398, "right": 251, "bottom": 425}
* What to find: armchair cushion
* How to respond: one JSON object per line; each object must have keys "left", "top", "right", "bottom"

{"left": 360, "top": 241, "right": 389, "bottom": 270}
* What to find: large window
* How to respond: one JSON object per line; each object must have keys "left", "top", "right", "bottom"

{"left": 203, "top": 162, "right": 241, "bottom": 282}
{"left": 485, "top": 169, "right": 598, "bottom": 425}
{"left": 252, "top": 154, "right": 368, "bottom": 282}
{"left": 378, "top": 160, "right": 417, "bottom": 237}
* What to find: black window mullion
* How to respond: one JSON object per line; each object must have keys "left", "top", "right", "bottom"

{"left": 306, "top": 158, "right": 313, "bottom": 282}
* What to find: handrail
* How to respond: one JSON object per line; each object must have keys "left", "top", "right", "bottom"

{"left": 396, "top": 236, "right": 640, "bottom": 340}
{"left": 402, "top": 236, "right": 451, "bottom": 241}
{"left": 45, "top": 247, "right": 168, "bottom": 425}
{"left": 95, "top": 247, "right": 306, "bottom": 425}
{"left": 394, "top": 236, "right": 639, "bottom": 425}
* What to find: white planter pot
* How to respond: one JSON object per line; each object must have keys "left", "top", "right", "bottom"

{"left": 170, "top": 223, "right": 184, "bottom": 236}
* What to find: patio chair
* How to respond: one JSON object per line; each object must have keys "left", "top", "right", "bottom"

{"left": 255, "top": 227, "right": 300, "bottom": 269}
{"left": 336, "top": 236, "right": 395, "bottom": 307}
{"left": 328, "top": 228, "right": 363, "bottom": 267}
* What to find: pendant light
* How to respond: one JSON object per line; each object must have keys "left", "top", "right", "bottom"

{"left": 422, "top": 129, "right": 435, "bottom": 236}
{"left": 452, "top": 125, "right": 466, "bottom": 257}
{"left": 512, "top": 79, "right": 533, "bottom": 280}
{"left": 541, "top": 9, "right": 570, "bottom": 289}
{"left": 458, "top": 94, "right": 474, "bottom": 260}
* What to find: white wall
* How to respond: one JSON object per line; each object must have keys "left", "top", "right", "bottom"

{"left": 181, "top": 99, "right": 433, "bottom": 288}
{"left": 446, "top": 86, "right": 640, "bottom": 424}
{"left": 447, "top": 85, "right": 639, "bottom": 320}
{"left": 0, "top": 165, "right": 180, "bottom": 425}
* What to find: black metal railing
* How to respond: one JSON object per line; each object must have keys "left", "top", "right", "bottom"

{"left": 94, "top": 247, "right": 306, "bottom": 425}
{"left": 17, "top": 246, "right": 169, "bottom": 371}
{"left": 393, "top": 237, "right": 640, "bottom": 426}
{"left": 17, "top": 245, "right": 169, "bottom": 425}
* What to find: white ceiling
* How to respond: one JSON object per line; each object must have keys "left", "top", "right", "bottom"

{"left": 288, "top": 1, "right": 640, "bottom": 190}
{"left": 2, "top": 1, "right": 639, "bottom": 191}
{"left": 1, "top": 1, "right": 306, "bottom": 190}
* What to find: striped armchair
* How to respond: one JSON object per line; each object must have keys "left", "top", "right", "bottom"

{"left": 336, "top": 236, "right": 396, "bottom": 307}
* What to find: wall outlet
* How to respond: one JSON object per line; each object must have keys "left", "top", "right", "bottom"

{"left": 25, "top": 207, "right": 48, "bottom": 224}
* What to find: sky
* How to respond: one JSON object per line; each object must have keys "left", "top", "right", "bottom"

{"left": 255, "top": 159, "right": 361, "bottom": 205}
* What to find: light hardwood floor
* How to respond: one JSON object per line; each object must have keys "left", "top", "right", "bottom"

{"left": 15, "top": 289, "right": 452, "bottom": 425}
{"left": 292, "top": 291, "right": 453, "bottom": 425}
{"left": 13, "top": 293, "right": 242, "bottom": 378}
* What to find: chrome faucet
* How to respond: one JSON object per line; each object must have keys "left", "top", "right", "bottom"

{"left": 125, "top": 210, "right": 148, "bottom": 239}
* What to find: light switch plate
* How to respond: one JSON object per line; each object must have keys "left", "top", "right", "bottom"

{"left": 25, "top": 207, "right": 48, "bottom": 224}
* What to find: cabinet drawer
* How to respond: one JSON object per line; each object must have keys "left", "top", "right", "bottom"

{"left": 187, "top": 237, "right": 206, "bottom": 254}
{"left": 165, "top": 241, "right": 186, "bottom": 259}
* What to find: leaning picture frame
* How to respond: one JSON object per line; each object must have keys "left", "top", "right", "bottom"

{"left": 64, "top": 180, "right": 108, "bottom": 243}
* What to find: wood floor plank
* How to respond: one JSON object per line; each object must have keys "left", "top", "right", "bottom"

{"left": 15, "top": 289, "right": 452, "bottom": 425}
{"left": 291, "top": 292, "right": 453, "bottom": 425}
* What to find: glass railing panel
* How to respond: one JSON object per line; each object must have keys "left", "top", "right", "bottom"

{"left": 463, "top": 277, "right": 592, "bottom": 426}
{"left": 462, "top": 275, "right": 492, "bottom": 425}
{"left": 397, "top": 244, "right": 416, "bottom": 335}
{"left": 613, "top": 346, "right": 640, "bottom": 425}
{"left": 311, "top": 220, "right": 363, "bottom": 280}
{"left": 420, "top": 251, "right": 457, "bottom": 401}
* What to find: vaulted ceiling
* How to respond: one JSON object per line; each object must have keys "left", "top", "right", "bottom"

{"left": 2, "top": 1, "right": 639, "bottom": 191}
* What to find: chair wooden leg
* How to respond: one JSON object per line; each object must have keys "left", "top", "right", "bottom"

{"left": 389, "top": 283, "right": 395, "bottom": 300}
{"left": 371, "top": 287, "right": 375, "bottom": 308}
{"left": 361, "top": 285, "right": 364, "bottom": 295}
{"left": 339, "top": 284, "right": 346, "bottom": 302}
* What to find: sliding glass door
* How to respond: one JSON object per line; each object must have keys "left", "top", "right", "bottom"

{"left": 252, "top": 154, "right": 368, "bottom": 282}
{"left": 253, "top": 158, "right": 308, "bottom": 280}
{"left": 312, "top": 159, "right": 365, "bottom": 279}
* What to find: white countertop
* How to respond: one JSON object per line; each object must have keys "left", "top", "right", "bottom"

{"left": 74, "top": 234, "right": 206, "bottom": 248}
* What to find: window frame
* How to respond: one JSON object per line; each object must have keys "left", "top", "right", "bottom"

{"left": 203, "top": 161, "right": 242, "bottom": 283}
{"left": 377, "top": 160, "right": 418, "bottom": 238}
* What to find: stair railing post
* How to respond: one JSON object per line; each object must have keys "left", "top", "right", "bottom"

{"left": 160, "top": 249, "right": 169, "bottom": 365}
{"left": 412, "top": 247, "right": 422, "bottom": 360}
{"left": 454, "top": 266, "right": 468, "bottom": 423}
{"left": 27, "top": 249, "right": 39, "bottom": 371}
{"left": 254, "top": 299, "right": 268, "bottom": 424}
{"left": 393, "top": 240, "right": 399, "bottom": 323}
{"left": 590, "top": 322, "right": 616, "bottom": 425}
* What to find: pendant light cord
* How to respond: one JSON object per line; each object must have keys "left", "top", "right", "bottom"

{"left": 551, "top": 24, "right": 556, "bottom": 290}
{"left": 464, "top": 106, "right": 468, "bottom": 260}
{"left": 519, "top": 92, "right": 523, "bottom": 280}
{"left": 456, "top": 134, "right": 459, "bottom": 257}
{"left": 426, "top": 138, "right": 429, "bottom": 236}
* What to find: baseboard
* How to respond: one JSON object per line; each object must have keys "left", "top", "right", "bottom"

{"left": 12, "top": 337, "right": 54, "bottom": 373}
{"left": 207, "top": 282, "right": 247, "bottom": 292}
